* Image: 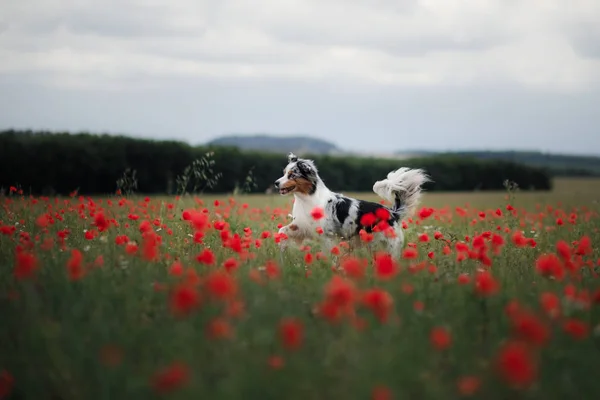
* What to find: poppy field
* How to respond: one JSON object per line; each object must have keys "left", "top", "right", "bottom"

{"left": 1, "top": 178, "right": 600, "bottom": 400}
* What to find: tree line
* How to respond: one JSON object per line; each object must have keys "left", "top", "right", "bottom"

{"left": 0, "top": 130, "right": 553, "bottom": 196}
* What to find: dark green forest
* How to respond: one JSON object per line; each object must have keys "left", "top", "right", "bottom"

{"left": 0, "top": 130, "right": 553, "bottom": 196}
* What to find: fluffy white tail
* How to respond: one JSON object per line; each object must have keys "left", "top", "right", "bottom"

{"left": 372, "top": 167, "right": 431, "bottom": 217}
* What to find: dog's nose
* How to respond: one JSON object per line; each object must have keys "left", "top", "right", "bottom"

{"left": 274, "top": 180, "right": 280, "bottom": 188}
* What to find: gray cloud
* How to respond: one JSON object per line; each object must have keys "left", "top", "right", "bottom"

{"left": 0, "top": 0, "right": 599, "bottom": 155}
{"left": 568, "top": 27, "right": 600, "bottom": 59}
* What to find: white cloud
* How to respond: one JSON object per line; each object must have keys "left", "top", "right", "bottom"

{"left": 1, "top": 0, "right": 599, "bottom": 91}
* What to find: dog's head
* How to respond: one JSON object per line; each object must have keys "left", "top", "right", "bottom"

{"left": 274, "top": 152, "right": 318, "bottom": 196}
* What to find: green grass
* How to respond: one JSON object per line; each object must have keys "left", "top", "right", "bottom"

{"left": 1, "top": 178, "right": 600, "bottom": 400}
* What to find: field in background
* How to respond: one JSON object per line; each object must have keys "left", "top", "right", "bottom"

{"left": 191, "top": 177, "right": 600, "bottom": 210}
{"left": 1, "top": 177, "right": 600, "bottom": 399}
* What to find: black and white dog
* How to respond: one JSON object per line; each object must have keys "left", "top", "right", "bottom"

{"left": 274, "top": 152, "right": 430, "bottom": 255}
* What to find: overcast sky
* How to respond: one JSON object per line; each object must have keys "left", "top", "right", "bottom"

{"left": 1, "top": 0, "right": 599, "bottom": 155}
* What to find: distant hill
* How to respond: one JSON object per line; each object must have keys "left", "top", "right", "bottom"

{"left": 206, "top": 134, "right": 341, "bottom": 155}
{"left": 396, "top": 150, "right": 600, "bottom": 176}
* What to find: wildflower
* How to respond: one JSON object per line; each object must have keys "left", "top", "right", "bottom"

{"left": 418, "top": 207, "right": 434, "bottom": 219}
{"left": 413, "top": 300, "right": 425, "bottom": 312}
{"left": 360, "top": 229, "right": 374, "bottom": 243}
{"left": 207, "top": 317, "right": 233, "bottom": 339}
{"left": 66, "top": 249, "right": 85, "bottom": 280}
{"left": 376, "top": 208, "right": 390, "bottom": 221}
{"left": 510, "top": 310, "right": 550, "bottom": 347}
{"left": 474, "top": 270, "right": 500, "bottom": 297}
{"left": 94, "top": 211, "right": 110, "bottom": 232}
{"left": 430, "top": 326, "right": 452, "bottom": 351}
{"left": 457, "top": 273, "right": 470, "bottom": 285}
{"left": 193, "top": 231, "right": 204, "bottom": 244}
{"left": 575, "top": 235, "right": 592, "bottom": 256}
{"left": 142, "top": 231, "right": 160, "bottom": 262}
{"left": 341, "top": 256, "right": 366, "bottom": 280}
{"left": 0, "top": 224, "right": 17, "bottom": 236}
{"left": 139, "top": 220, "right": 152, "bottom": 233}
{"left": 402, "top": 248, "right": 418, "bottom": 259}
{"left": 265, "top": 260, "right": 280, "bottom": 279}
{"left": 150, "top": 362, "right": 190, "bottom": 394}
{"left": 511, "top": 231, "right": 528, "bottom": 247}
{"left": 279, "top": 318, "right": 304, "bottom": 350}
{"left": 36, "top": 213, "right": 51, "bottom": 228}
{"left": 170, "top": 284, "right": 200, "bottom": 316}
{"left": 563, "top": 318, "right": 589, "bottom": 340}
{"left": 362, "top": 288, "right": 394, "bottom": 323}
{"left": 268, "top": 355, "right": 284, "bottom": 370}
{"left": 556, "top": 240, "right": 572, "bottom": 261}
{"left": 0, "top": 370, "right": 14, "bottom": 399}
{"left": 372, "top": 385, "right": 393, "bottom": 400}
{"left": 374, "top": 252, "right": 399, "bottom": 280}
{"left": 324, "top": 275, "right": 357, "bottom": 310}
{"left": 360, "top": 213, "right": 378, "bottom": 227}
{"left": 311, "top": 207, "right": 324, "bottom": 220}
{"left": 492, "top": 233, "right": 505, "bottom": 249}
{"left": 495, "top": 340, "right": 537, "bottom": 389}
{"left": 14, "top": 250, "right": 39, "bottom": 280}
{"left": 225, "top": 300, "right": 245, "bottom": 318}
{"left": 115, "top": 234, "right": 129, "bottom": 245}
{"left": 223, "top": 257, "right": 240, "bottom": 273}
{"left": 205, "top": 271, "right": 238, "bottom": 300}
{"left": 125, "top": 242, "right": 138, "bottom": 255}
{"left": 214, "top": 221, "right": 227, "bottom": 231}
{"left": 196, "top": 249, "right": 216, "bottom": 265}
{"left": 168, "top": 261, "right": 184, "bottom": 276}
{"left": 304, "top": 252, "right": 313, "bottom": 264}
{"left": 539, "top": 292, "right": 561, "bottom": 318}
{"left": 535, "top": 254, "right": 564, "bottom": 281}
{"left": 456, "top": 376, "right": 480, "bottom": 396}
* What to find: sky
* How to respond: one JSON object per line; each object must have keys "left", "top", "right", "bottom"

{"left": 1, "top": 0, "right": 599, "bottom": 155}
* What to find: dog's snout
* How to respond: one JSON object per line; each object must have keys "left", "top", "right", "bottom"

{"left": 274, "top": 180, "right": 280, "bottom": 188}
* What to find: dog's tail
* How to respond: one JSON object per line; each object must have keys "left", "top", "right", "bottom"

{"left": 372, "top": 167, "right": 431, "bottom": 217}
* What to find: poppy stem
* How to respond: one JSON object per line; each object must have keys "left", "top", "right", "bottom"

{"left": 479, "top": 298, "right": 490, "bottom": 355}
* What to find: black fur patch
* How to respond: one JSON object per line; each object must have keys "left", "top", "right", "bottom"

{"left": 335, "top": 197, "right": 351, "bottom": 223}
{"left": 296, "top": 160, "right": 314, "bottom": 178}
{"left": 394, "top": 193, "right": 405, "bottom": 213}
{"left": 355, "top": 200, "right": 399, "bottom": 234}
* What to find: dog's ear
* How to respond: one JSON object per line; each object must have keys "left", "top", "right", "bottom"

{"left": 288, "top": 152, "right": 298, "bottom": 163}
{"left": 296, "top": 159, "right": 316, "bottom": 177}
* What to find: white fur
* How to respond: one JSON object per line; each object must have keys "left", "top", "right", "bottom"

{"left": 372, "top": 167, "right": 430, "bottom": 217}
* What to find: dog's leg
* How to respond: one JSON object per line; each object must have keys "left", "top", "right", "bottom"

{"left": 335, "top": 242, "right": 357, "bottom": 272}
{"left": 277, "top": 223, "right": 305, "bottom": 265}
{"left": 367, "top": 243, "right": 375, "bottom": 262}
{"left": 387, "top": 227, "right": 405, "bottom": 257}
{"left": 321, "top": 235, "right": 336, "bottom": 256}
{"left": 278, "top": 239, "right": 287, "bottom": 265}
